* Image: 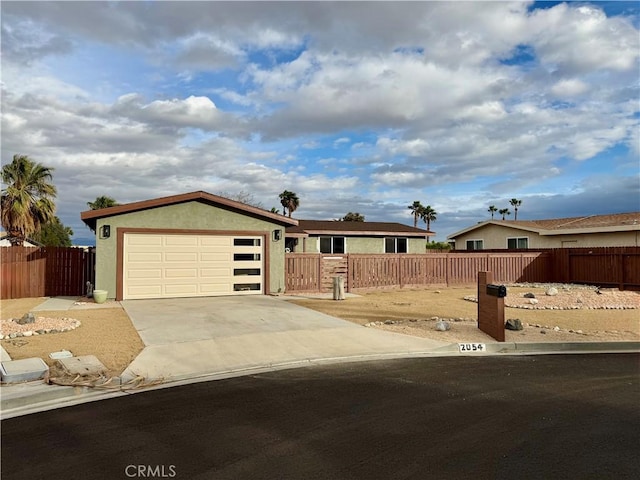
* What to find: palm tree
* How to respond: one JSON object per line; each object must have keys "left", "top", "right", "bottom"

{"left": 509, "top": 198, "right": 522, "bottom": 220}
{"left": 87, "top": 195, "right": 118, "bottom": 210}
{"left": 420, "top": 205, "right": 437, "bottom": 233}
{"left": 279, "top": 190, "right": 300, "bottom": 218}
{"left": 270, "top": 207, "right": 280, "bottom": 214}
{"left": 488, "top": 205, "right": 497, "bottom": 219}
{"left": 408, "top": 200, "right": 424, "bottom": 228}
{"left": 499, "top": 208, "right": 511, "bottom": 220}
{"left": 1, "top": 154, "right": 57, "bottom": 246}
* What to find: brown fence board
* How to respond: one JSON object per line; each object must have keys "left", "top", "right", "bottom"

{"left": 1, "top": 246, "right": 96, "bottom": 300}
{"left": 285, "top": 248, "right": 638, "bottom": 293}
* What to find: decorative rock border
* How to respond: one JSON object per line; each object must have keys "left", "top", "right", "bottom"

{"left": 462, "top": 295, "right": 638, "bottom": 310}
{"left": 0, "top": 317, "right": 81, "bottom": 340}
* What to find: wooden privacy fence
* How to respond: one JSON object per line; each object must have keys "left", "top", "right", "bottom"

{"left": 285, "top": 247, "right": 640, "bottom": 293}
{"left": 285, "top": 252, "right": 550, "bottom": 292}
{"left": 1, "top": 246, "right": 96, "bottom": 300}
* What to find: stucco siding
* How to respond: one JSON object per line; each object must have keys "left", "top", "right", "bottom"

{"left": 95, "top": 201, "right": 286, "bottom": 297}
{"left": 300, "top": 236, "right": 425, "bottom": 253}
{"left": 452, "top": 224, "right": 640, "bottom": 250}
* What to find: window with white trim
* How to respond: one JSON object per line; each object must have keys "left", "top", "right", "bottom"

{"left": 319, "top": 236, "right": 345, "bottom": 254}
{"left": 385, "top": 237, "right": 408, "bottom": 253}
{"left": 507, "top": 237, "right": 528, "bottom": 249}
{"left": 466, "top": 239, "right": 483, "bottom": 251}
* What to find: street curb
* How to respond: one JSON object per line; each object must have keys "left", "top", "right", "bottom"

{"left": 2, "top": 343, "right": 639, "bottom": 419}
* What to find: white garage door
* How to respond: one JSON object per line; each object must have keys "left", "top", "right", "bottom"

{"left": 123, "top": 233, "right": 263, "bottom": 299}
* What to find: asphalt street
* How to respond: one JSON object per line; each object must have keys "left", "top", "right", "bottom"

{"left": 2, "top": 354, "right": 639, "bottom": 480}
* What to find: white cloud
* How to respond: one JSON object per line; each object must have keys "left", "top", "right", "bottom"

{"left": 550, "top": 79, "right": 589, "bottom": 97}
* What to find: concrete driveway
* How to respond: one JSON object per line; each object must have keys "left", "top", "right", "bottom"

{"left": 121, "top": 295, "right": 448, "bottom": 381}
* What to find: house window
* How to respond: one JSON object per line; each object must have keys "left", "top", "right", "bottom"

{"left": 319, "top": 236, "right": 345, "bottom": 254}
{"left": 466, "top": 239, "right": 483, "bottom": 251}
{"left": 507, "top": 237, "right": 528, "bottom": 249}
{"left": 385, "top": 237, "right": 408, "bottom": 253}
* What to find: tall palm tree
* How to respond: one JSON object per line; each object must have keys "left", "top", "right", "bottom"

{"left": 279, "top": 190, "right": 300, "bottom": 218}
{"left": 488, "top": 205, "right": 497, "bottom": 219}
{"left": 408, "top": 200, "right": 424, "bottom": 228}
{"left": 87, "top": 195, "right": 119, "bottom": 210}
{"left": 420, "top": 205, "right": 437, "bottom": 232}
{"left": 1, "top": 154, "right": 57, "bottom": 246}
{"left": 499, "top": 208, "right": 511, "bottom": 220}
{"left": 509, "top": 198, "right": 522, "bottom": 220}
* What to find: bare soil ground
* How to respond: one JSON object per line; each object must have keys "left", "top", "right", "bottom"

{"left": 1, "top": 297, "right": 144, "bottom": 377}
{"left": 1, "top": 285, "right": 638, "bottom": 379}
{"left": 288, "top": 285, "right": 640, "bottom": 344}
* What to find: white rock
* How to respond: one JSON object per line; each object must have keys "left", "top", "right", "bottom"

{"left": 545, "top": 287, "right": 559, "bottom": 296}
{"left": 553, "top": 326, "right": 560, "bottom": 332}
{"left": 529, "top": 298, "right": 539, "bottom": 304}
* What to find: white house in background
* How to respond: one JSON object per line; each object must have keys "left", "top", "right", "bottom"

{"left": 447, "top": 212, "right": 640, "bottom": 250}
{"left": 0, "top": 231, "right": 42, "bottom": 247}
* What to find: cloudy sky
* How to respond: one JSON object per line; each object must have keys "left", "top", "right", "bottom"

{"left": 2, "top": 1, "right": 639, "bottom": 245}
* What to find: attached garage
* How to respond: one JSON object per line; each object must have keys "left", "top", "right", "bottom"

{"left": 81, "top": 191, "right": 297, "bottom": 301}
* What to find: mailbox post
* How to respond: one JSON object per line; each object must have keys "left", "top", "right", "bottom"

{"left": 477, "top": 271, "right": 506, "bottom": 342}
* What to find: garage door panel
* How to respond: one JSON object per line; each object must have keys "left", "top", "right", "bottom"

{"left": 127, "top": 235, "right": 163, "bottom": 246}
{"left": 200, "top": 252, "right": 232, "bottom": 262}
{"left": 164, "top": 252, "right": 199, "bottom": 262}
{"left": 200, "top": 236, "right": 232, "bottom": 246}
{"left": 164, "top": 268, "right": 199, "bottom": 278}
{"left": 128, "top": 269, "right": 163, "bottom": 279}
{"left": 128, "top": 252, "right": 163, "bottom": 263}
{"left": 200, "top": 268, "right": 232, "bottom": 277}
{"left": 124, "top": 233, "right": 263, "bottom": 299}
{"left": 127, "top": 285, "right": 163, "bottom": 297}
{"left": 164, "top": 236, "right": 199, "bottom": 247}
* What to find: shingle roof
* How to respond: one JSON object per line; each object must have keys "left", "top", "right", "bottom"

{"left": 501, "top": 212, "right": 640, "bottom": 230}
{"left": 80, "top": 191, "right": 298, "bottom": 231}
{"left": 287, "top": 219, "right": 432, "bottom": 237}
{"left": 448, "top": 212, "right": 640, "bottom": 239}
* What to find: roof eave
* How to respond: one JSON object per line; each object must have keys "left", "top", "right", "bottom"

{"left": 80, "top": 191, "right": 298, "bottom": 230}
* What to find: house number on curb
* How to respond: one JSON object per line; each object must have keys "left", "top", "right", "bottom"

{"left": 458, "top": 343, "right": 486, "bottom": 353}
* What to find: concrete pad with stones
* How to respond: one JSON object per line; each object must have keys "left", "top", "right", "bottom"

{"left": 121, "top": 296, "right": 448, "bottom": 381}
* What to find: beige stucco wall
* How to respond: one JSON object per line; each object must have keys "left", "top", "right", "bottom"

{"left": 300, "top": 236, "right": 426, "bottom": 254}
{"left": 452, "top": 224, "right": 640, "bottom": 250}
{"left": 94, "top": 201, "right": 288, "bottom": 298}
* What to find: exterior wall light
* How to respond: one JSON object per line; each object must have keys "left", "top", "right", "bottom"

{"left": 100, "top": 225, "right": 111, "bottom": 239}
{"left": 273, "top": 229, "right": 282, "bottom": 241}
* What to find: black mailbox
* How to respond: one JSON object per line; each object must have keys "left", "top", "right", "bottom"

{"left": 486, "top": 284, "right": 507, "bottom": 298}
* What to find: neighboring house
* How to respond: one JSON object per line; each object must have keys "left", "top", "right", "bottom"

{"left": 285, "top": 220, "right": 433, "bottom": 254}
{"left": 80, "top": 191, "right": 297, "bottom": 300}
{"left": 0, "top": 231, "right": 42, "bottom": 247}
{"left": 447, "top": 212, "right": 640, "bottom": 250}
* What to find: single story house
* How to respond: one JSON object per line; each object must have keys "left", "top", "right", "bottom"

{"left": 447, "top": 212, "right": 640, "bottom": 250}
{"left": 80, "top": 191, "right": 297, "bottom": 300}
{"left": 285, "top": 220, "right": 433, "bottom": 254}
{"left": 0, "top": 231, "right": 42, "bottom": 247}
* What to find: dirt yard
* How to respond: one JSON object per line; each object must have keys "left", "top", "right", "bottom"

{"left": 1, "top": 285, "right": 638, "bottom": 379}
{"left": 288, "top": 284, "right": 640, "bottom": 344}
{"left": 1, "top": 297, "right": 144, "bottom": 377}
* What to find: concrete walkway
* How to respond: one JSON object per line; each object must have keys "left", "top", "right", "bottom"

{"left": 120, "top": 296, "right": 448, "bottom": 381}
